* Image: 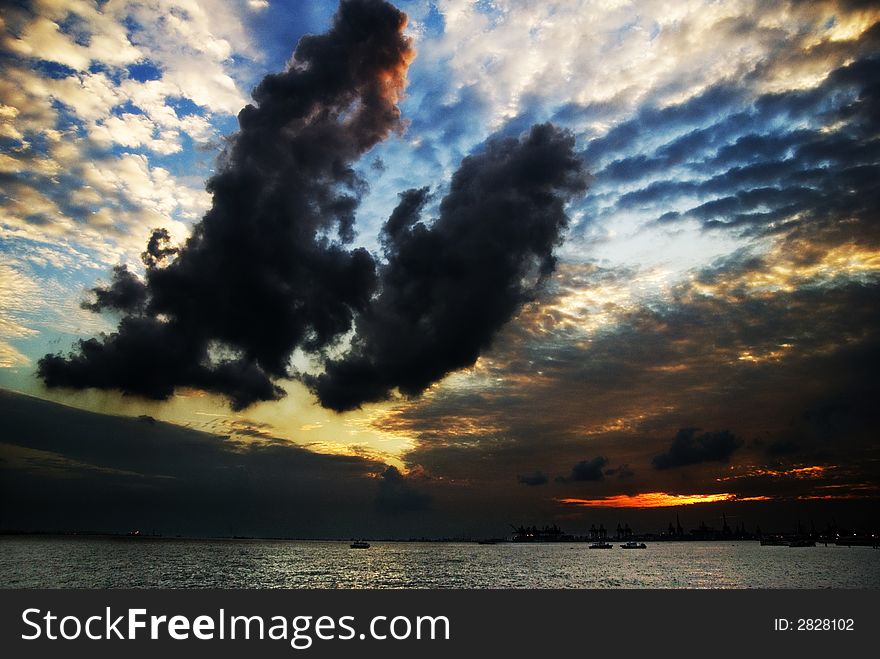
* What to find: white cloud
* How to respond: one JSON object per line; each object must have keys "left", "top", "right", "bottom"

{"left": 0, "top": 261, "right": 40, "bottom": 368}
{"left": 0, "top": 341, "right": 31, "bottom": 368}
{"left": 427, "top": 0, "right": 878, "bottom": 132}
{"left": 90, "top": 112, "right": 182, "bottom": 154}
{"left": 0, "top": 254, "right": 118, "bottom": 369}
{"left": 3, "top": 15, "right": 92, "bottom": 70}
{"left": 2, "top": 0, "right": 256, "bottom": 157}
{"left": 0, "top": 138, "right": 209, "bottom": 268}
{"left": 124, "top": 0, "right": 257, "bottom": 114}
{"left": 0, "top": 0, "right": 252, "bottom": 276}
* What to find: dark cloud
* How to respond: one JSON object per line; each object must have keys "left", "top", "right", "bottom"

{"left": 517, "top": 471, "right": 549, "bottom": 486}
{"left": 140, "top": 227, "right": 179, "bottom": 269}
{"left": 567, "top": 456, "right": 608, "bottom": 482}
{"left": 604, "top": 464, "right": 634, "bottom": 479}
{"left": 311, "top": 123, "right": 588, "bottom": 411}
{"left": 38, "top": 2, "right": 588, "bottom": 415}
{"left": 652, "top": 428, "right": 743, "bottom": 470}
{"left": 80, "top": 265, "right": 147, "bottom": 314}
{"left": 38, "top": 0, "right": 414, "bottom": 410}
{"left": 39, "top": 315, "right": 286, "bottom": 411}
{"left": 381, "top": 186, "right": 431, "bottom": 245}
{"left": 376, "top": 465, "right": 431, "bottom": 513}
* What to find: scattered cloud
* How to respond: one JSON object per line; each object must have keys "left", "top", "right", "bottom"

{"left": 566, "top": 456, "right": 609, "bottom": 482}
{"left": 652, "top": 429, "right": 743, "bottom": 470}
{"left": 0, "top": 0, "right": 255, "bottom": 275}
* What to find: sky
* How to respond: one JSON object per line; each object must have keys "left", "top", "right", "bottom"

{"left": 1, "top": 0, "right": 879, "bottom": 538}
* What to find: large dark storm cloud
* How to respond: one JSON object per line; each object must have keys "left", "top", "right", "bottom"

{"left": 38, "top": 0, "right": 414, "bottom": 410}
{"left": 0, "top": 390, "right": 384, "bottom": 537}
{"left": 311, "top": 123, "right": 588, "bottom": 410}
{"left": 38, "top": 2, "right": 587, "bottom": 413}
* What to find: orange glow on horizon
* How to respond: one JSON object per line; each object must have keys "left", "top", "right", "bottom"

{"left": 558, "top": 492, "right": 741, "bottom": 508}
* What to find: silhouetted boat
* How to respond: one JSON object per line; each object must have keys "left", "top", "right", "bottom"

{"left": 477, "top": 539, "right": 501, "bottom": 545}
{"left": 788, "top": 538, "right": 815, "bottom": 547}
{"left": 589, "top": 541, "right": 613, "bottom": 549}
{"left": 620, "top": 541, "right": 647, "bottom": 549}
{"left": 350, "top": 540, "right": 370, "bottom": 549}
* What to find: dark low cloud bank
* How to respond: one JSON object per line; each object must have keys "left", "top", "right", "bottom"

{"left": 38, "top": 0, "right": 587, "bottom": 412}
{"left": 310, "top": 123, "right": 588, "bottom": 410}
{"left": 0, "top": 390, "right": 387, "bottom": 537}
{"left": 652, "top": 428, "right": 742, "bottom": 470}
{"left": 604, "top": 464, "right": 634, "bottom": 479}
{"left": 376, "top": 465, "right": 431, "bottom": 513}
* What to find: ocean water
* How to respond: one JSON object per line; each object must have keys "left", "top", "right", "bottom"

{"left": 1, "top": 537, "right": 878, "bottom": 588}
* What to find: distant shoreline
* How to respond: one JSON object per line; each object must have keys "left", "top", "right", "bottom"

{"left": 2, "top": 530, "right": 876, "bottom": 547}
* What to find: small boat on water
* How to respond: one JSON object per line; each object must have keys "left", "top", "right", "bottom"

{"left": 620, "top": 541, "right": 647, "bottom": 549}
{"left": 589, "top": 541, "right": 613, "bottom": 549}
{"left": 477, "top": 539, "right": 501, "bottom": 545}
{"left": 350, "top": 540, "right": 370, "bottom": 549}
{"left": 788, "top": 538, "right": 815, "bottom": 547}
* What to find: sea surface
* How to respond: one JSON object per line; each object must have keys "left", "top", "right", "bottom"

{"left": 1, "top": 536, "right": 878, "bottom": 588}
